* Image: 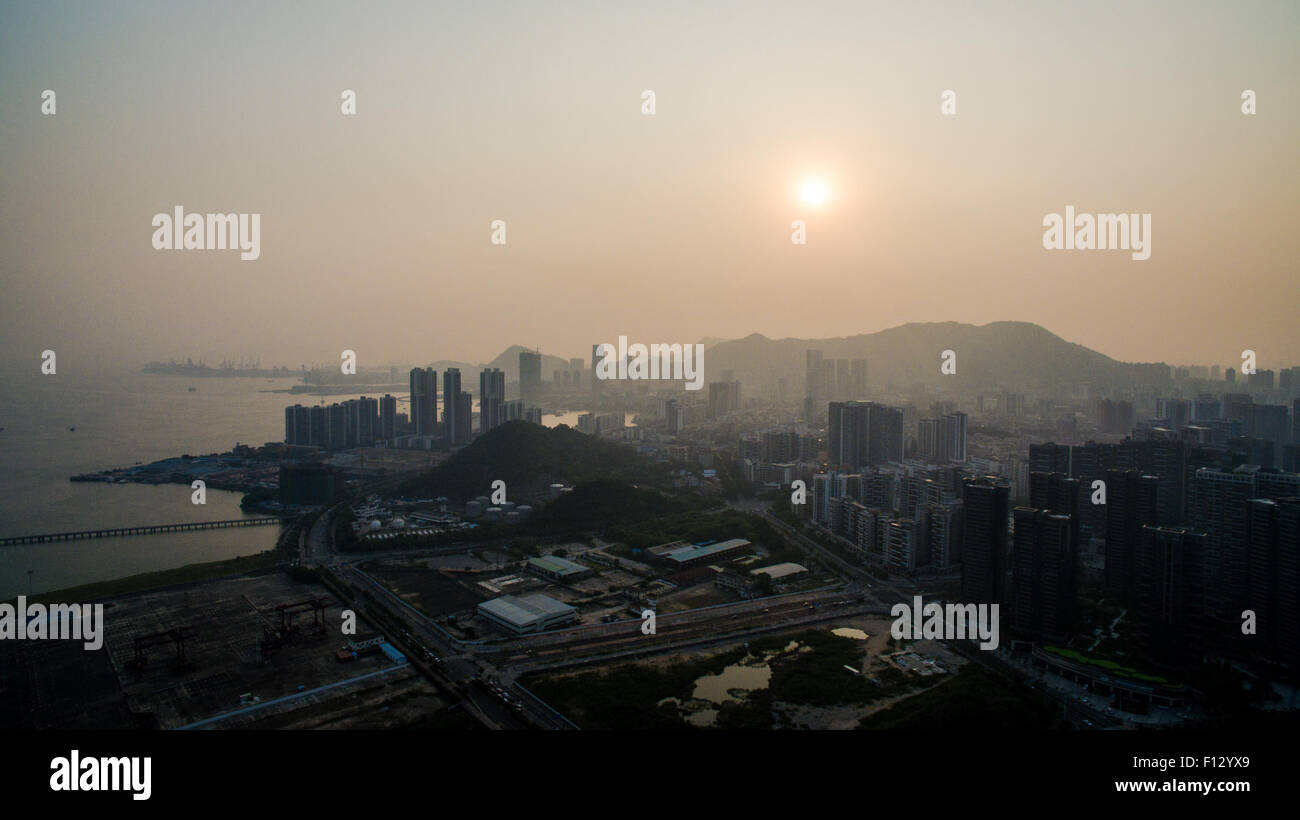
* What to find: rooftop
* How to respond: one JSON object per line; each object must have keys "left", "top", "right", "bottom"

{"left": 527, "top": 555, "right": 589, "bottom": 576}
{"left": 663, "top": 538, "right": 752, "bottom": 563}
{"left": 753, "top": 562, "right": 808, "bottom": 579}
{"left": 478, "top": 594, "right": 576, "bottom": 629}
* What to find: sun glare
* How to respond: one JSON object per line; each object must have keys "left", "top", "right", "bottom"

{"left": 801, "top": 179, "right": 828, "bottom": 206}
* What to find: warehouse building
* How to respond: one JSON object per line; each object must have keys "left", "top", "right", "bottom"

{"left": 477, "top": 594, "right": 578, "bottom": 634}
{"left": 753, "top": 562, "right": 809, "bottom": 581}
{"left": 526, "top": 555, "right": 594, "bottom": 582}
{"left": 653, "top": 538, "right": 754, "bottom": 568}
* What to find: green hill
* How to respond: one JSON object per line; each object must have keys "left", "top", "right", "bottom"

{"left": 397, "top": 421, "right": 664, "bottom": 502}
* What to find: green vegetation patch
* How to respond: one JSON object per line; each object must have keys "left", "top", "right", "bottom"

{"left": 1041, "top": 645, "right": 1171, "bottom": 685}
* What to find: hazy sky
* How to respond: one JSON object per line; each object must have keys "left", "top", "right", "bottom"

{"left": 2, "top": 0, "right": 1297, "bottom": 374}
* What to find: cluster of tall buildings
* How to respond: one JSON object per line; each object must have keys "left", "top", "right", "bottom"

{"left": 804, "top": 400, "right": 971, "bottom": 574}
{"left": 286, "top": 355, "right": 545, "bottom": 451}
{"left": 738, "top": 428, "right": 821, "bottom": 487}
{"left": 552, "top": 358, "right": 586, "bottom": 391}
{"left": 816, "top": 464, "right": 966, "bottom": 573}
{"left": 959, "top": 405, "right": 1300, "bottom": 671}
{"left": 284, "top": 395, "right": 397, "bottom": 449}
{"left": 795, "top": 385, "right": 1300, "bottom": 675}
{"left": 974, "top": 461, "right": 1300, "bottom": 669}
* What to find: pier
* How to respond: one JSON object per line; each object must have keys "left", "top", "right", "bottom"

{"left": 0, "top": 517, "right": 286, "bottom": 546}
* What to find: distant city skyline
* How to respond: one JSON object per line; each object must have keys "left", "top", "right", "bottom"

{"left": 3, "top": 1, "right": 1298, "bottom": 372}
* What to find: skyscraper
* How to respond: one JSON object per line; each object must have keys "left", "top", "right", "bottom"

{"left": 827, "top": 401, "right": 904, "bottom": 469}
{"left": 917, "top": 418, "right": 941, "bottom": 462}
{"left": 309, "top": 405, "right": 326, "bottom": 448}
{"left": 326, "top": 402, "right": 347, "bottom": 450}
{"left": 961, "top": 477, "right": 1009, "bottom": 605}
{"left": 443, "top": 367, "right": 466, "bottom": 445}
{"left": 379, "top": 394, "right": 397, "bottom": 440}
{"left": 1133, "top": 526, "right": 1207, "bottom": 665}
{"left": 1104, "top": 469, "right": 1159, "bottom": 605}
{"left": 356, "top": 396, "right": 378, "bottom": 446}
{"left": 409, "top": 367, "right": 437, "bottom": 437}
{"left": 1010, "top": 507, "right": 1076, "bottom": 641}
{"left": 479, "top": 368, "right": 506, "bottom": 434}
{"left": 943, "top": 412, "right": 968, "bottom": 462}
{"left": 519, "top": 350, "right": 542, "bottom": 408}
{"left": 1192, "top": 467, "right": 1255, "bottom": 657}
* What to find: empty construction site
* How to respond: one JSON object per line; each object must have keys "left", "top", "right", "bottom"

{"left": 0, "top": 572, "right": 449, "bottom": 730}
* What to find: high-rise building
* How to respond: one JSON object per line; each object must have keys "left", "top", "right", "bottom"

{"left": 1029, "top": 471, "right": 1080, "bottom": 550}
{"left": 326, "top": 402, "right": 347, "bottom": 450}
{"left": 664, "top": 398, "right": 683, "bottom": 433}
{"left": 925, "top": 500, "right": 964, "bottom": 567}
{"left": 1029, "top": 442, "right": 1072, "bottom": 476}
{"left": 1192, "top": 467, "right": 1255, "bottom": 657}
{"left": 443, "top": 368, "right": 466, "bottom": 445}
{"left": 308, "top": 405, "right": 326, "bottom": 448}
{"left": 1249, "top": 404, "right": 1290, "bottom": 465}
{"left": 1133, "top": 526, "right": 1207, "bottom": 665}
{"left": 1156, "top": 397, "right": 1192, "bottom": 429}
{"left": 341, "top": 399, "right": 360, "bottom": 448}
{"left": 479, "top": 368, "right": 506, "bottom": 434}
{"left": 1104, "top": 469, "right": 1160, "bottom": 604}
{"left": 519, "top": 351, "right": 543, "bottom": 408}
{"left": 943, "top": 412, "right": 968, "bottom": 462}
{"left": 1010, "top": 507, "right": 1076, "bottom": 641}
{"left": 827, "top": 401, "right": 904, "bottom": 469}
{"left": 918, "top": 418, "right": 941, "bottom": 462}
{"left": 409, "top": 367, "right": 437, "bottom": 437}
{"left": 284, "top": 404, "right": 313, "bottom": 446}
{"left": 379, "top": 394, "right": 397, "bottom": 441}
{"left": 1275, "top": 498, "right": 1300, "bottom": 668}
{"left": 961, "top": 477, "right": 1009, "bottom": 605}
{"left": 568, "top": 357, "right": 585, "bottom": 391}
{"left": 355, "top": 396, "right": 378, "bottom": 446}
{"left": 885, "top": 519, "right": 925, "bottom": 571}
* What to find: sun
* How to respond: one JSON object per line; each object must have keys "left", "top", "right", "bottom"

{"left": 801, "top": 179, "right": 829, "bottom": 206}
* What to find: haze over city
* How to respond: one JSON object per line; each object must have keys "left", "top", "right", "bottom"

{"left": 2, "top": 0, "right": 1298, "bottom": 372}
{"left": 2, "top": 1, "right": 1298, "bottom": 802}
